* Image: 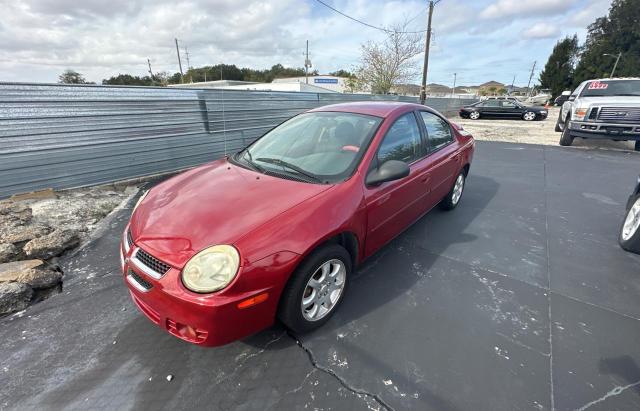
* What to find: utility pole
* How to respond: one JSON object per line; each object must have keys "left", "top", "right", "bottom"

{"left": 604, "top": 52, "right": 622, "bottom": 78}
{"left": 526, "top": 61, "right": 536, "bottom": 97}
{"left": 147, "top": 58, "right": 155, "bottom": 80}
{"left": 304, "top": 40, "right": 311, "bottom": 84}
{"left": 420, "top": 1, "right": 434, "bottom": 105}
{"left": 510, "top": 75, "right": 516, "bottom": 93}
{"left": 184, "top": 47, "right": 191, "bottom": 70}
{"left": 452, "top": 72, "right": 457, "bottom": 97}
{"left": 174, "top": 38, "right": 184, "bottom": 83}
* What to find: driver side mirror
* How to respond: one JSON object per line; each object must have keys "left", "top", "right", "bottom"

{"left": 561, "top": 90, "right": 571, "bottom": 96}
{"left": 568, "top": 95, "right": 576, "bottom": 101}
{"left": 366, "top": 160, "right": 410, "bottom": 186}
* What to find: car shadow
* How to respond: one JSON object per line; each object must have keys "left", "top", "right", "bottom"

{"left": 598, "top": 355, "right": 640, "bottom": 396}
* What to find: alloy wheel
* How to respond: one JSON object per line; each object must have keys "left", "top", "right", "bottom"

{"left": 452, "top": 174, "right": 465, "bottom": 205}
{"left": 523, "top": 112, "right": 536, "bottom": 121}
{"left": 622, "top": 198, "right": 640, "bottom": 241}
{"left": 470, "top": 111, "right": 480, "bottom": 120}
{"left": 301, "top": 259, "right": 346, "bottom": 321}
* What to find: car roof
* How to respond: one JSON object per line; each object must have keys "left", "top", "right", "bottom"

{"left": 309, "top": 101, "right": 424, "bottom": 118}
{"left": 589, "top": 77, "right": 640, "bottom": 82}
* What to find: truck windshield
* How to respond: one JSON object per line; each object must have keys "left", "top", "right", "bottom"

{"left": 581, "top": 80, "right": 640, "bottom": 97}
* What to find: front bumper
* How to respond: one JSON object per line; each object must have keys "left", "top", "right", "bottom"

{"left": 569, "top": 120, "right": 640, "bottom": 140}
{"left": 120, "top": 229, "right": 299, "bottom": 347}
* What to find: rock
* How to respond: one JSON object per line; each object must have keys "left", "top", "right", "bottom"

{"left": 2, "top": 224, "right": 51, "bottom": 244}
{"left": 0, "top": 202, "right": 33, "bottom": 227}
{"left": 0, "top": 282, "right": 33, "bottom": 315}
{"left": 0, "top": 243, "right": 19, "bottom": 263}
{"left": 0, "top": 259, "right": 62, "bottom": 289}
{"left": 23, "top": 229, "right": 80, "bottom": 260}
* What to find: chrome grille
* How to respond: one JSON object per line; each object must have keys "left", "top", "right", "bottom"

{"left": 135, "top": 248, "right": 171, "bottom": 276}
{"left": 598, "top": 107, "right": 640, "bottom": 123}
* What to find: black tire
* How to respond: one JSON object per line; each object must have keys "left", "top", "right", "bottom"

{"left": 635, "top": 140, "right": 640, "bottom": 151}
{"left": 439, "top": 170, "right": 466, "bottom": 210}
{"left": 619, "top": 194, "right": 640, "bottom": 254}
{"left": 559, "top": 116, "right": 574, "bottom": 146}
{"left": 278, "top": 244, "right": 351, "bottom": 334}
{"left": 555, "top": 110, "right": 564, "bottom": 132}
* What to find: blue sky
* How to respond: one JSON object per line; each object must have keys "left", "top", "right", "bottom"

{"left": 0, "top": 0, "right": 613, "bottom": 85}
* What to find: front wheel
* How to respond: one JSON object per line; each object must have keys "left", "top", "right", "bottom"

{"left": 523, "top": 111, "right": 537, "bottom": 121}
{"left": 559, "top": 120, "right": 574, "bottom": 146}
{"left": 278, "top": 244, "right": 351, "bottom": 334}
{"left": 440, "top": 171, "right": 466, "bottom": 210}
{"left": 620, "top": 194, "right": 640, "bottom": 254}
{"left": 469, "top": 111, "right": 480, "bottom": 120}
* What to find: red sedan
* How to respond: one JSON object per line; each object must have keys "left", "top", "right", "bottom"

{"left": 120, "top": 102, "right": 474, "bottom": 346}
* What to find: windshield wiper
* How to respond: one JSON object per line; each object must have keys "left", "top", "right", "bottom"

{"left": 255, "top": 157, "right": 323, "bottom": 183}
{"left": 240, "top": 149, "right": 265, "bottom": 173}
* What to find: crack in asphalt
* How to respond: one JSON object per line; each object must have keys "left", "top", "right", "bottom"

{"left": 576, "top": 380, "right": 640, "bottom": 411}
{"left": 287, "top": 331, "right": 395, "bottom": 411}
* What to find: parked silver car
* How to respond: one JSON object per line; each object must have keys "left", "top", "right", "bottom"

{"left": 555, "top": 78, "right": 640, "bottom": 151}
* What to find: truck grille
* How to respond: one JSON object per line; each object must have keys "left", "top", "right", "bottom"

{"left": 598, "top": 107, "right": 640, "bottom": 123}
{"left": 136, "top": 248, "right": 171, "bottom": 276}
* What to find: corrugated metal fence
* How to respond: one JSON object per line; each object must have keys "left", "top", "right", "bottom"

{"left": 0, "top": 82, "right": 477, "bottom": 198}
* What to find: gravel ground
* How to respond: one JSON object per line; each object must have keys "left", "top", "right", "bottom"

{"left": 451, "top": 107, "right": 636, "bottom": 151}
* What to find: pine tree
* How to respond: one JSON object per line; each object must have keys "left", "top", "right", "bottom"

{"left": 539, "top": 35, "right": 579, "bottom": 99}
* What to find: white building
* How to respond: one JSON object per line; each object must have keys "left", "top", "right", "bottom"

{"left": 272, "top": 75, "right": 351, "bottom": 93}
{"left": 168, "top": 78, "right": 338, "bottom": 93}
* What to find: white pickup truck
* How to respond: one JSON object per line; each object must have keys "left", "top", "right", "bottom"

{"left": 555, "top": 78, "right": 640, "bottom": 151}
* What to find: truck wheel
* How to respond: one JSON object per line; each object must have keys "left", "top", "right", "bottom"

{"left": 559, "top": 118, "right": 574, "bottom": 146}
{"left": 554, "top": 110, "right": 564, "bottom": 132}
{"left": 619, "top": 194, "right": 640, "bottom": 254}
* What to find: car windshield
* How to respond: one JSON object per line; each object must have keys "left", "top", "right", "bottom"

{"left": 580, "top": 80, "right": 640, "bottom": 97}
{"left": 236, "top": 112, "right": 382, "bottom": 183}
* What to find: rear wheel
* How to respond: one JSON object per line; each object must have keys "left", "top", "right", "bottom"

{"left": 619, "top": 194, "right": 640, "bottom": 254}
{"left": 523, "top": 111, "right": 536, "bottom": 121}
{"left": 440, "top": 171, "right": 465, "bottom": 210}
{"left": 278, "top": 244, "right": 351, "bottom": 334}
{"left": 559, "top": 116, "right": 574, "bottom": 146}
{"left": 469, "top": 111, "right": 480, "bottom": 120}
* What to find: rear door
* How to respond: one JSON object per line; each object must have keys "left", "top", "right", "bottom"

{"left": 364, "top": 112, "right": 431, "bottom": 256}
{"left": 481, "top": 100, "right": 501, "bottom": 117}
{"left": 417, "top": 111, "right": 461, "bottom": 206}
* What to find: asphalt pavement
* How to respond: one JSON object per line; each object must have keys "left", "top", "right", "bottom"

{"left": 2, "top": 141, "right": 640, "bottom": 411}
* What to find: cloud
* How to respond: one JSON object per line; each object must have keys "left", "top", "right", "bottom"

{"left": 522, "top": 22, "right": 560, "bottom": 39}
{"left": 480, "top": 0, "right": 576, "bottom": 20}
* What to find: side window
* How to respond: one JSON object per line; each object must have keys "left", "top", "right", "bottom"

{"left": 419, "top": 112, "right": 453, "bottom": 151}
{"left": 377, "top": 113, "right": 422, "bottom": 164}
{"left": 501, "top": 101, "right": 516, "bottom": 108}
{"left": 485, "top": 100, "right": 500, "bottom": 107}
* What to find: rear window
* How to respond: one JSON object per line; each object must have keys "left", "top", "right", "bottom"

{"left": 580, "top": 80, "right": 640, "bottom": 97}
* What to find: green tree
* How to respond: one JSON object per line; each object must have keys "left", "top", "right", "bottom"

{"left": 539, "top": 35, "right": 580, "bottom": 98}
{"left": 329, "top": 69, "right": 355, "bottom": 78}
{"left": 573, "top": 0, "right": 640, "bottom": 84}
{"left": 58, "top": 69, "right": 89, "bottom": 84}
{"left": 102, "top": 74, "right": 156, "bottom": 86}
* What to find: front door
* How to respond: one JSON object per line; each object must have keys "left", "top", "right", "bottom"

{"left": 364, "top": 112, "right": 431, "bottom": 256}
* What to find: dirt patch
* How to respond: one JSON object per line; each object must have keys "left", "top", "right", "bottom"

{"left": 450, "top": 107, "right": 636, "bottom": 151}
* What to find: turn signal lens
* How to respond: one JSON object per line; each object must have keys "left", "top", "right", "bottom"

{"left": 237, "top": 293, "right": 269, "bottom": 309}
{"left": 574, "top": 108, "right": 588, "bottom": 120}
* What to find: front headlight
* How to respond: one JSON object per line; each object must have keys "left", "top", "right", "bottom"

{"left": 182, "top": 245, "right": 240, "bottom": 293}
{"left": 133, "top": 190, "right": 149, "bottom": 212}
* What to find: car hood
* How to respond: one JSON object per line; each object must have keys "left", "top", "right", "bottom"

{"left": 577, "top": 96, "right": 640, "bottom": 106}
{"left": 130, "top": 158, "right": 333, "bottom": 268}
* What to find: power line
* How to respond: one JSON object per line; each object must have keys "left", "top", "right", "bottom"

{"left": 313, "top": 0, "right": 428, "bottom": 33}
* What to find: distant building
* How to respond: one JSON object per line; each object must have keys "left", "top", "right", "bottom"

{"left": 168, "top": 80, "right": 261, "bottom": 89}
{"left": 168, "top": 77, "right": 341, "bottom": 93}
{"left": 272, "top": 75, "right": 351, "bottom": 93}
